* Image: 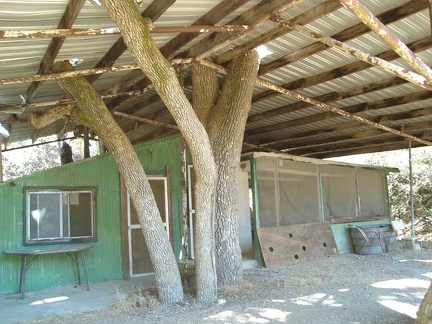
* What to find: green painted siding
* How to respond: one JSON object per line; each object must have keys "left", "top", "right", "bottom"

{"left": 134, "top": 135, "right": 183, "bottom": 259}
{"left": 0, "top": 134, "right": 183, "bottom": 293}
{"left": 331, "top": 220, "right": 391, "bottom": 253}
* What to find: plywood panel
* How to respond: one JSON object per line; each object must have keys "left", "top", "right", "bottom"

{"left": 257, "top": 221, "right": 338, "bottom": 268}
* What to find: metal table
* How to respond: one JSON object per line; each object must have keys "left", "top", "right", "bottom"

{"left": 4, "top": 243, "right": 95, "bottom": 299}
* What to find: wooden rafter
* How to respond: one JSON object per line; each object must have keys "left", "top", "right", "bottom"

{"left": 248, "top": 76, "right": 407, "bottom": 124}
{"left": 200, "top": 60, "right": 432, "bottom": 147}
{"left": 304, "top": 137, "right": 425, "bottom": 159}
{"left": 253, "top": 36, "right": 432, "bottom": 103}
{"left": 339, "top": 0, "right": 432, "bottom": 82}
{"left": 259, "top": 0, "right": 428, "bottom": 76}
{"left": 105, "top": 0, "right": 252, "bottom": 110}
{"left": 246, "top": 90, "right": 432, "bottom": 138}
{"left": 272, "top": 16, "right": 432, "bottom": 92}
{"left": 0, "top": 90, "right": 148, "bottom": 112}
{"left": 215, "top": 0, "right": 341, "bottom": 64}
{"left": 187, "top": 0, "right": 307, "bottom": 60}
{"left": 85, "top": 0, "right": 176, "bottom": 85}
{"left": 256, "top": 111, "right": 432, "bottom": 150}
{"left": 26, "top": 0, "right": 86, "bottom": 103}
{"left": 0, "top": 60, "right": 192, "bottom": 85}
{"left": 0, "top": 25, "right": 249, "bottom": 39}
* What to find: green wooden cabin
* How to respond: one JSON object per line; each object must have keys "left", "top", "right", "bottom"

{"left": 0, "top": 135, "right": 396, "bottom": 294}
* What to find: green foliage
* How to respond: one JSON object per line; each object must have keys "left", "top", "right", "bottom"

{"left": 365, "top": 148, "right": 432, "bottom": 236}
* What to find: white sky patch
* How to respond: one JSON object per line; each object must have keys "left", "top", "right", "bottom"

{"left": 257, "top": 45, "right": 272, "bottom": 62}
{"left": 69, "top": 58, "right": 84, "bottom": 67}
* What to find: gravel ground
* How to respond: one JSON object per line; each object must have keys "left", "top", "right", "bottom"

{"left": 21, "top": 251, "right": 432, "bottom": 324}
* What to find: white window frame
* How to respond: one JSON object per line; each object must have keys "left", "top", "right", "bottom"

{"left": 26, "top": 189, "right": 95, "bottom": 244}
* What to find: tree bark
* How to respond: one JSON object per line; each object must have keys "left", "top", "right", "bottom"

{"left": 416, "top": 281, "right": 432, "bottom": 323}
{"left": 192, "top": 51, "right": 259, "bottom": 285}
{"left": 101, "top": 0, "right": 218, "bottom": 302}
{"left": 31, "top": 61, "right": 184, "bottom": 304}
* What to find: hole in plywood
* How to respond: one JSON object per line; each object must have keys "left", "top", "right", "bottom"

{"left": 294, "top": 254, "right": 299, "bottom": 259}
{"left": 269, "top": 247, "right": 274, "bottom": 252}
{"left": 323, "top": 242, "right": 327, "bottom": 247}
{"left": 288, "top": 233, "right": 293, "bottom": 238}
{"left": 302, "top": 246, "right": 306, "bottom": 251}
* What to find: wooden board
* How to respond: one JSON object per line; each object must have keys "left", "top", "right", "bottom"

{"left": 257, "top": 221, "right": 338, "bottom": 268}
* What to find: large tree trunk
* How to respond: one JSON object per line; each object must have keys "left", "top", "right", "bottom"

{"left": 101, "top": 0, "right": 218, "bottom": 302}
{"left": 192, "top": 51, "right": 259, "bottom": 285}
{"left": 416, "top": 281, "right": 432, "bottom": 323}
{"left": 31, "top": 61, "right": 184, "bottom": 304}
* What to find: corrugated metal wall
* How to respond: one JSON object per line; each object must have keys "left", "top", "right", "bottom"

{"left": 0, "top": 134, "right": 182, "bottom": 293}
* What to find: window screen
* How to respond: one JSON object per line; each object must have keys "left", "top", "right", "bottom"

{"left": 321, "top": 165, "right": 357, "bottom": 220}
{"left": 27, "top": 190, "right": 95, "bottom": 243}
{"left": 279, "top": 160, "right": 320, "bottom": 225}
{"left": 357, "top": 169, "right": 388, "bottom": 218}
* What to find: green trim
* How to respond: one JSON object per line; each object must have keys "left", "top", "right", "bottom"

{"left": 249, "top": 157, "right": 263, "bottom": 264}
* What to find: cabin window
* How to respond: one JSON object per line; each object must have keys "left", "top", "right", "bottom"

{"left": 26, "top": 189, "right": 96, "bottom": 244}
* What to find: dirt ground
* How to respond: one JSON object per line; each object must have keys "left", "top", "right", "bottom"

{"left": 20, "top": 251, "right": 432, "bottom": 324}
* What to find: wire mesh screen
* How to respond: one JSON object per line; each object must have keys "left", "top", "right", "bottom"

{"left": 256, "top": 157, "right": 320, "bottom": 227}
{"left": 357, "top": 169, "right": 388, "bottom": 217}
{"left": 279, "top": 160, "right": 320, "bottom": 225}
{"left": 256, "top": 158, "right": 278, "bottom": 228}
{"left": 254, "top": 155, "right": 390, "bottom": 228}
{"left": 321, "top": 165, "right": 357, "bottom": 220}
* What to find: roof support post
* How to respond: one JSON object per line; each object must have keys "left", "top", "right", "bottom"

{"left": 408, "top": 140, "right": 416, "bottom": 238}
{"left": 339, "top": 0, "right": 432, "bottom": 82}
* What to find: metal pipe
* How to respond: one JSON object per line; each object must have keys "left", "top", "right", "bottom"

{"left": 409, "top": 140, "right": 415, "bottom": 237}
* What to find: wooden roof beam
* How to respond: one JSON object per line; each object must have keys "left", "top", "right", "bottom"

{"left": 0, "top": 25, "right": 250, "bottom": 39}
{"left": 305, "top": 137, "right": 425, "bottom": 159}
{"left": 215, "top": 0, "right": 341, "bottom": 64}
{"left": 253, "top": 36, "right": 432, "bottom": 103}
{"left": 106, "top": 0, "right": 251, "bottom": 110}
{"left": 186, "top": 0, "right": 308, "bottom": 60}
{"left": 259, "top": 0, "right": 428, "bottom": 76}
{"left": 272, "top": 16, "right": 432, "bottom": 91}
{"left": 85, "top": 0, "right": 176, "bottom": 85}
{"left": 255, "top": 111, "right": 432, "bottom": 149}
{"left": 26, "top": 0, "right": 86, "bottom": 103}
{"left": 246, "top": 90, "right": 432, "bottom": 138}
{"left": 248, "top": 76, "right": 407, "bottom": 124}
{"left": 201, "top": 60, "right": 432, "bottom": 147}
{"left": 275, "top": 121, "right": 432, "bottom": 153}
{"left": 339, "top": 0, "right": 432, "bottom": 82}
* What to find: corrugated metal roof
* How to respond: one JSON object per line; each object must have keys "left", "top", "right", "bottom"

{"left": 0, "top": 0, "right": 431, "bottom": 158}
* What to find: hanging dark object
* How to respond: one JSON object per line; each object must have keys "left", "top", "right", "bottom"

{"left": 60, "top": 142, "right": 73, "bottom": 164}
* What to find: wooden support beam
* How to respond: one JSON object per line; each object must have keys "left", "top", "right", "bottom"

{"left": 187, "top": 0, "right": 308, "bottom": 60}
{"left": 0, "top": 59, "right": 192, "bottom": 85}
{"left": 248, "top": 76, "right": 407, "bottom": 124}
{"left": 259, "top": 0, "right": 428, "bottom": 76}
{"left": 85, "top": 0, "right": 176, "bottom": 85}
{"left": 271, "top": 16, "right": 432, "bottom": 92}
{"left": 26, "top": 0, "right": 86, "bottom": 102}
{"left": 105, "top": 0, "right": 252, "bottom": 109}
{"left": 339, "top": 0, "right": 432, "bottom": 82}
{"left": 0, "top": 25, "right": 250, "bottom": 39}
{"left": 246, "top": 90, "right": 432, "bottom": 137}
{"left": 113, "top": 111, "right": 179, "bottom": 130}
{"left": 306, "top": 137, "right": 425, "bottom": 159}
{"left": 215, "top": 0, "right": 341, "bottom": 64}
{"left": 200, "top": 60, "right": 432, "bottom": 147}
{"left": 253, "top": 36, "right": 432, "bottom": 104}
{"left": 258, "top": 113, "right": 432, "bottom": 150}
{"left": 0, "top": 89, "right": 147, "bottom": 112}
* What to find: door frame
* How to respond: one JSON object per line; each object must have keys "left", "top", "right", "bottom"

{"left": 121, "top": 174, "right": 171, "bottom": 279}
